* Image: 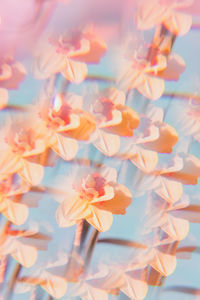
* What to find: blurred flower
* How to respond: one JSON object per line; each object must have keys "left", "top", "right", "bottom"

{"left": 0, "top": 174, "right": 29, "bottom": 225}
{"left": 118, "top": 48, "right": 185, "bottom": 100}
{"left": 136, "top": 0, "right": 195, "bottom": 36}
{"left": 0, "top": 57, "right": 26, "bottom": 109}
{"left": 32, "top": 26, "right": 107, "bottom": 83}
{"left": 56, "top": 166, "right": 132, "bottom": 232}
{"left": 36, "top": 92, "right": 96, "bottom": 161}
{"left": 0, "top": 114, "right": 46, "bottom": 185}
{"left": 92, "top": 88, "right": 139, "bottom": 156}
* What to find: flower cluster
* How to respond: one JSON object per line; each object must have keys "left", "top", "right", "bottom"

{"left": 0, "top": 0, "right": 200, "bottom": 299}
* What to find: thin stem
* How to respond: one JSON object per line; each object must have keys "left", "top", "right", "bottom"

{"left": 4, "top": 263, "right": 22, "bottom": 300}
{"left": 84, "top": 229, "right": 100, "bottom": 273}
{"left": 79, "top": 220, "right": 90, "bottom": 254}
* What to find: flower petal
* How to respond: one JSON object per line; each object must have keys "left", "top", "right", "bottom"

{"left": 93, "top": 129, "right": 120, "bottom": 156}
{"left": 164, "top": 12, "right": 192, "bottom": 36}
{"left": 137, "top": 75, "right": 165, "bottom": 100}
{"left": 93, "top": 183, "right": 132, "bottom": 215}
{"left": 52, "top": 134, "right": 78, "bottom": 161}
{"left": 41, "top": 271, "right": 67, "bottom": 298}
{"left": 61, "top": 59, "right": 87, "bottom": 83}
{"left": 56, "top": 195, "right": 90, "bottom": 227}
{"left": 19, "top": 159, "right": 44, "bottom": 186}
{"left": 2, "top": 199, "right": 28, "bottom": 225}
{"left": 87, "top": 206, "right": 113, "bottom": 232}
{"left": 11, "top": 242, "right": 37, "bottom": 267}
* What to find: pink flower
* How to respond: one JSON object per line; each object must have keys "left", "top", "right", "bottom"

{"left": 0, "top": 57, "right": 26, "bottom": 109}
{"left": 136, "top": 0, "right": 195, "bottom": 36}
{"left": 32, "top": 27, "right": 107, "bottom": 83}
{"left": 37, "top": 92, "right": 96, "bottom": 161}
{"left": 56, "top": 166, "right": 132, "bottom": 232}
{"left": 92, "top": 88, "right": 140, "bottom": 156}
{"left": 119, "top": 49, "right": 185, "bottom": 100}
{"left": 0, "top": 114, "right": 46, "bottom": 185}
{"left": 0, "top": 174, "right": 29, "bottom": 225}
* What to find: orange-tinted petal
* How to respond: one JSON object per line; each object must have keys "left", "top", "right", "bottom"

{"left": 86, "top": 206, "right": 113, "bottom": 232}
{"left": 0, "top": 88, "right": 8, "bottom": 109}
{"left": 105, "top": 106, "right": 139, "bottom": 137}
{"left": 71, "top": 37, "right": 107, "bottom": 63}
{"left": 144, "top": 123, "right": 178, "bottom": 153}
{"left": 19, "top": 159, "right": 44, "bottom": 186}
{"left": 164, "top": 12, "right": 192, "bottom": 36}
{"left": 93, "top": 183, "right": 132, "bottom": 215}
{"left": 66, "top": 111, "right": 96, "bottom": 140}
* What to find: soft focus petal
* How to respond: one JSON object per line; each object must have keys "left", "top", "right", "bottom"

{"left": 144, "top": 123, "right": 178, "bottom": 153}
{"left": 52, "top": 134, "right": 78, "bottom": 161}
{"left": 93, "top": 183, "right": 132, "bottom": 214}
{"left": 66, "top": 111, "right": 96, "bottom": 140}
{"left": 12, "top": 242, "right": 37, "bottom": 267}
{"left": 19, "top": 159, "right": 44, "bottom": 186}
{"left": 136, "top": 0, "right": 169, "bottom": 30}
{"left": 161, "top": 215, "right": 189, "bottom": 240}
{"left": 105, "top": 107, "right": 140, "bottom": 137}
{"left": 71, "top": 37, "right": 107, "bottom": 63}
{"left": 164, "top": 12, "right": 192, "bottom": 36}
{"left": 0, "top": 62, "right": 26, "bottom": 89}
{"left": 32, "top": 44, "right": 66, "bottom": 79}
{"left": 56, "top": 195, "right": 90, "bottom": 227}
{"left": 41, "top": 272, "right": 67, "bottom": 299}
{"left": 2, "top": 200, "right": 28, "bottom": 225}
{"left": 158, "top": 53, "right": 185, "bottom": 81}
{"left": 87, "top": 206, "right": 113, "bottom": 232}
{"left": 150, "top": 249, "right": 177, "bottom": 276}
{"left": 122, "top": 276, "right": 148, "bottom": 300}
{"left": 93, "top": 130, "right": 120, "bottom": 156}
{"left": 156, "top": 177, "right": 183, "bottom": 203}
{"left": 0, "top": 88, "right": 8, "bottom": 109}
{"left": 129, "top": 145, "right": 158, "bottom": 172}
{"left": 61, "top": 59, "right": 87, "bottom": 83}
{"left": 137, "top": 75, "right": 165, "bottom": 100}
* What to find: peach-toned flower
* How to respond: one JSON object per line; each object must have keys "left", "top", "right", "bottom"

{"left": 148, "top": 243, "right": 177, "bottom": 276}
{"left": 81, "top": 263, "right": 148, "bottom": 300}
{"left": 0, "top": 57, "right": 26, "bottom": 90}
{"left": 175, "top": 98, "right": 200, "bottom": 143}
{"left": 17, "top": 257, "right": 69, "bottom": 298}
{"left": 145, "top": 193, "right": 189, "bottom": 241}
{"left": 118, "top": 49, "right": 185, "bottom": 100}
{"left": 32, "top": 27, "right": 107, "bottom": 83}
{"left": 56, "top": 166, "right": 132, "bottom": 232}
{"left": 140, "top": 104, "right": 178, "bottom": 154}
{"left": 36, "top": 92, "right": 96, "bottom": 161}
{"left": 0, "top": 57, "right": 26, "bottom": 109}
{"left": 133, "top": 153, "right": 200, "bottom": 202}
{"left": 0, "top": 114, "right": 46, "bottom": 185}
{"left": 121, "top": 105, "right": 178, "bottom": 172}
{"left": 16, "top": 254, "right": 83, "bottom": 298}
{"left": 0, "top": 174, "right": 29, "bottom": 225}
{"left": 136, "top": 0, "right": 195, "bottom": 36}
{"left": 92, "top": 88, "right": 139, "bottom": 156}
{"left": 0, "top": 226, "right": 50, "bottom": 268}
